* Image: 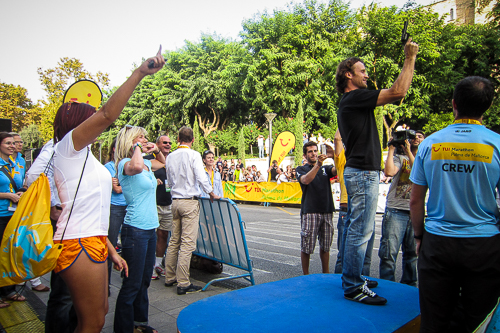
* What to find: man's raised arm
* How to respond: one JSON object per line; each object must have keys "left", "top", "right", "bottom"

{"left": 376, "top": 38, "right": 419, "bottom": 107}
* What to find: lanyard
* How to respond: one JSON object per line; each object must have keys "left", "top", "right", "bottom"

{"left": 453, "top": 119, "right": 482, "bottom": 125}
{"left": 178, "top": 145, "right": 189, "bottom": 149}
{"left": 205, "top": 168, "right": 214, "bottom": 185}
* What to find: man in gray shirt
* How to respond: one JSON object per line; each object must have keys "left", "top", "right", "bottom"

{"left": 378, "top": 130, "right": 424, "bottom": 286}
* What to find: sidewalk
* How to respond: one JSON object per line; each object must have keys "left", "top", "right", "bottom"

{"left": 0, "top": 268, "right": 232, "bottom": 333}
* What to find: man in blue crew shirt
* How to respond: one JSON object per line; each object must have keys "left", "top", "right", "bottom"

{"left": 410, "top": 76, "right": 500, "bottom": 332}
{"left": 335, "top": 38, "right": 419, "bottom": 305}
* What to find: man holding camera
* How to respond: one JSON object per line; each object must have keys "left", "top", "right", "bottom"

{"left": 296, "top": 141, "right": 335, "bottom": 275}
{"left": 378, "top": 129, "right": 424, "bottom": 286}
{"left": 335, "top": 38, "right": 418, "bottom": 305}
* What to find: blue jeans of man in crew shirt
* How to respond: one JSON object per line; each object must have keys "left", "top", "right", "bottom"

{"left": 341, "top": 167, "right": 379, "bottom": 294}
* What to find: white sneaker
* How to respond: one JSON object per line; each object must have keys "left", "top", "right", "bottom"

{"left": 155, "top": 265, "right": 165, "bottom": 276}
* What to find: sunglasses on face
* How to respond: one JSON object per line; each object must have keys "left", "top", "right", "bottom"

{"left": 162, "top": 141, "right": 172, "bottom": 145}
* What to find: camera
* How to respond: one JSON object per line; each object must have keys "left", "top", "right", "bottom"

{"left": 389, "top": 129, "right": 416, "bottom": 147}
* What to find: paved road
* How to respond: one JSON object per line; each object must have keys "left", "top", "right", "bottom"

{"left": 194, "top": 203, "right": 405, "bottom": 289}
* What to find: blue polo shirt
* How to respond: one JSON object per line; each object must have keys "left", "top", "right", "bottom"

{"left": 0, "top": 158, "right": 23, "bottom": 217}
{"left": 10, "top": 152, "right": 26, "bottom": 181}
{"left": 410, "top": 123, "right": 500, "bottom": 237}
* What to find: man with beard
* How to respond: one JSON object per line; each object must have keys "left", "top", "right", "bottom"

{"left": 335, "top": 38, "right": 419, "bottom": 305}
{"left": 296, "top": 141, "right": 335, "bottom": 275}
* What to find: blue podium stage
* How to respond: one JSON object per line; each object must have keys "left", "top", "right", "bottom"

{"left": 177, "top": 274, "right": 420, "bottom": 333}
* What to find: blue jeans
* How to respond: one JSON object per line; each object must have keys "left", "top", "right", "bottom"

{"left": 108, "top": 204, "right": 126, "bottom": 283}
{"left": 378, "top": 207, "right": 417, "bottom": 286}
{"left": 259, "top": 146, "right": 264, "bottom": 158}
{"left": 341, "top": 167, "right": 379, "bottom": 294}
{"left": 334, "top": 210, "right": 347, "bottom": 274}
{"left": 363, "top": 224, "right": 376, "bottom": 277}
{"left": 336, "top": 210, "right": 376, "bottom": 276}
{"left": 114, "top": 225, "right": 156, "bottom": 333}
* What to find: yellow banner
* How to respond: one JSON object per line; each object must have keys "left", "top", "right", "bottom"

{"left": 223, "top": 181, "right": 302, "bottom": 204}
{"left": 270, "top": 131, "right": 296, "bottom": 167}
{"left": 431, "top": 142, "right": 493, "bottom": 163}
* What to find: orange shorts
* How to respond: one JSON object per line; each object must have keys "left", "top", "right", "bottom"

{"left": 55, "top": 236, "right": 108, "bottom": 273}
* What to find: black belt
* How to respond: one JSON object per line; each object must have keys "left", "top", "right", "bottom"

{"left": 339, "top": 206, "right": 348, "bottom": 212}
{"left": 173, "top": 197, "right": 199, "bottom": 200}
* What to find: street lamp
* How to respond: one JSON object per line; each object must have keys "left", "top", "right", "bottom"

{"left": 264, "top": 112, "right": 277, "bottom": 180}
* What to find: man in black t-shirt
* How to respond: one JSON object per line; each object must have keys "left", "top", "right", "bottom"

{"left": 147, "top": 134, "right": 173, "bottom": 279}
{"left": 296, "top": 141, "right": 335, "bottom": 275}
{"left": 335, "top": 38, "right": 419, "bottom": 305}
{"left": 267, "top": 160, "right": 279, "bottom": 182}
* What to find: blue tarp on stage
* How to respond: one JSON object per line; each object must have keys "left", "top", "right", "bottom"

{"left": 177, "top": 274, "right": 420, "bottom": 333}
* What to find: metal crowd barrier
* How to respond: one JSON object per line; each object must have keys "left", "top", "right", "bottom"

{"left": 195, "top": 198, "right": 255, "bottom": 291}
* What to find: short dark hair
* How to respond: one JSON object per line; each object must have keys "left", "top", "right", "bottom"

{"left": 336, "top": 57, "right": 364, "bottom": 94}
{"left": 415, "top": 130, "right": 425, "bottom": 138}
{"left": 303, "top": 141, "right": 318, "bottom": 155}
{"left": 178, "top": 126, "right": 193, "bottom": 143}
{"left": 202, "top": 150, "right": 214, "bottom": 160}
{"left": 53, "top": 102, "right": 96, "bottom": 143}
{"left": 453, "top": 76, "right": 494, "bottom": 118}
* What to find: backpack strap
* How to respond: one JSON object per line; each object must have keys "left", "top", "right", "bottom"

{"left": 0, "top": 165, "right": 18, "bottom": 193}
{"left": 59, "top": 148, "right": 90, "bottom": 242}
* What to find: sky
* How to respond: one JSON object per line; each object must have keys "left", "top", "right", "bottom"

{"left": 0, "top": 0, "right": 433, "bottom": 103}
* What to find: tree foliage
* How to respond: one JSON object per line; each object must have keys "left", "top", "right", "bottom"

{"left": 0, "top": 82, "right": 39, "bottom": 132}
{"left": 37, "top": 58, "right": 109, "bottom": 141}
{"left": 20, "top": 124, "right": 43, "bottom": 149}
{"left": 3, "top": 0, "right": 500, "bottom": 155}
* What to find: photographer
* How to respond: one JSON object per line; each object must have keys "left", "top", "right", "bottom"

{"left": 378, "top": 129, "right": 424, "bottom": 287}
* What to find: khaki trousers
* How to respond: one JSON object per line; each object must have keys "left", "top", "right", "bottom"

{"left": 164, "top": 199, "right": 200, "bottom": 288}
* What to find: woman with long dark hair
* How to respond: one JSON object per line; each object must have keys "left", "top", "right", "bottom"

{"left": 50, "top": 51, "right": 164, "bottom": 332}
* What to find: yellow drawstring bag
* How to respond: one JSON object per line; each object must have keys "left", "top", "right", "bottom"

{"left": 0, "top": 173, "right": 63, "bottom": 287}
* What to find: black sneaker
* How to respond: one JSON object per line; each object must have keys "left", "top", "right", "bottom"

{"left": 344, "top": 282, "right": 387, "bottom": 305}
{"left": 364, "top": 278, "right": 378, "bottom": 289}
{"left": 177, "top": 284, "right": 202, "bottom": 295}
{"left": 164, "top": 280, "right": 177, "bottom": 287}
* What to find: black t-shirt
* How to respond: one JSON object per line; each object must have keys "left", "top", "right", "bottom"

{"left": 144, "top": 154, "right": 172, "bottom": 206}
{"left": 296, "top": 163, "right": 335, "bottom": 214}
{"left": 270, "top": 166, "right": 278, "bottom": 182}
{"left": 337, "top": 89, "right": 381, "bottom": 171}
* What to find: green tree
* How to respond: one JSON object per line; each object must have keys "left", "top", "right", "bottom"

{"left": 0, "top": 82, "right": 39, "bottom": 132}
{"left": 20, "top": 124, "right": 43, "bottom": 149}
{"left": 37, "top": 58, "right": 109, "bottom": 141}
{"left": 354, "top": 4, "right": 448, "bottom": 144}
{"left": 241, "top": 0, "right": 356, "bottom": 132}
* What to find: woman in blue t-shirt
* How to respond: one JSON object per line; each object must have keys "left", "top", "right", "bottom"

{"left": 113, "top": 125, "right": 165, "bottom": 333}
{"left": 104, "top": 138, "right": 128, "bottom": 292}
{"left": 0, "top": 132, "right": 25, "bottom": 307}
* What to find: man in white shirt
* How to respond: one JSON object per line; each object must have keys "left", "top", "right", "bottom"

{"left": 164, "top": 127, "right": 219, "bottom": 295}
